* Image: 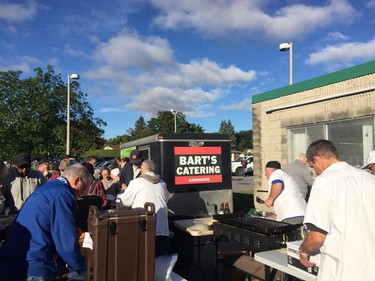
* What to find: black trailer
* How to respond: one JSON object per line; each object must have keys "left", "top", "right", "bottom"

{"left": 120, "top": 133, "right": 232, "bottom": 217}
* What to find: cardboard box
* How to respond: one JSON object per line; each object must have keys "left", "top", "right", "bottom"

{"left": 286, "top": 240, "right": 320, "bottom": 276}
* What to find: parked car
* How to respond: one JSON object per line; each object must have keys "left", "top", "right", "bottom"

{"left": 231, "top": 156, "right": 253, "bottom": 176}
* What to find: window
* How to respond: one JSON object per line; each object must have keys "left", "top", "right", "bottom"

{"left": 288, "top": 117, "right": 374, "bottom": 167}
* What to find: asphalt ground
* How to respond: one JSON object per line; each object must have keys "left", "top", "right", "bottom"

{"left": 231, "top": 175, "right": 254, "bottom": 193}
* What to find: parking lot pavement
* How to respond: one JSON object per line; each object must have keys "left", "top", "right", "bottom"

{"left": 232, "top": 175, "right": 254, "bottom": 193}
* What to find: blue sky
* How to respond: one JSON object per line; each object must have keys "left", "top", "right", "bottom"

{"left": 1, "top": 0, "right": 375, "bottom": 139}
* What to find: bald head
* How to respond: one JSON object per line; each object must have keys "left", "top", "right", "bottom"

{"left": 298, "top": 153, "right": 308, "bottom": 165}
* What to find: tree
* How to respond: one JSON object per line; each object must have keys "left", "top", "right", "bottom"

{"left": 0, "top": 65, "right": 106, "bottom": 160}
{"left": 126, "top": 110, "right": 204, "bottom": 141}
{"left": 127, "top": 116, "right": 149, "bottom": 140}
{"left": 236, "top": 130, "right": 253, "bottom": 152}
{"left": 106, "top": 134, "right": 131, "bottom": 146}
{"left": 219, "top": 120, "right": 236, "bottom": 148}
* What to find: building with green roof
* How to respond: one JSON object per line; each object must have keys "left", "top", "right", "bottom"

{"left": 252, "top": 60, "right": 375, "bottom": 210}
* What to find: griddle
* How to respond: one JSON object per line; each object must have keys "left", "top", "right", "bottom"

{"left": 213, "top": 213, "right": 300, "bottom": 235}
{"left": 213, "top": 213, "right": 302, "bottom": 253}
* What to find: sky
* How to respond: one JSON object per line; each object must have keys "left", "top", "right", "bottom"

{"left": 1, "top": 0, "right": 375, "bottom": 139}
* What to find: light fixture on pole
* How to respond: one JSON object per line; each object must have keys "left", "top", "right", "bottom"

{"left": 66, "top": 73, "right": 79, "bottom": 155}
{"left": 170, "top": 109, "right": 177, "bottom": 133}
{"left": 279, "top": 42, "right": 293, "bottom": 85}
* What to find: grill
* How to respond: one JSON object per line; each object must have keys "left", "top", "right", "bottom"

{"left": 213, "top": 213, "right": 302, "bottom": 253}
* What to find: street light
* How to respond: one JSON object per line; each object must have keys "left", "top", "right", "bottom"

{"left": 170, "top": 109, "right": 177, "bottom": 133}
{"left": 279, "top": 42, "right": 293, "bottom": 85}
{"left": 66, "top": 73, "right": 79, "bottom": 155}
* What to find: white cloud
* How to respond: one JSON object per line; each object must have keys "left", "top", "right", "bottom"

{"left": 324, "top": 32, "right": 348, "bottom": 42}
{"left": 87, "top": 31, "right": 256, "bottom": 117}
{"left": 220, "top": 98, "right": 252, "bottom": 111}
{"left": 306, "top": 38, "right": 375, "bottom": 66}
{"left": 124, "top": 86, "right": 222, "bottom": 118}
{"left": 100, "top": 108, "right": 126, "bottom": 113}
{"left": 93, "top": 32, "right": 174, "bottom": 69}
{"left": 0, "top": 55, "right": 42, "bottom": 74}
{"left": 366, "top": 0, "right": 375, "bottom": 9}
{"left": 151, "top": 0, "right": 356, "bottom": 40}
{"left": 0, "top": 0, "right": 37, "bottom": 22}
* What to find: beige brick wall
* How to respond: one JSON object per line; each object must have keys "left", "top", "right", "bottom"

{"left": 252, "top": 74, "right": 375, "bottom": 211}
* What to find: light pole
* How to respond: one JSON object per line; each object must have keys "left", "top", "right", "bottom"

{"left": 170, "top": 109, "right": 177, "bottom": 133}
{"left": 279, "top": 42, "right": 293, "bottom": 85}
{"left": 66, "top": 73, "right": 79, "bottom": 155}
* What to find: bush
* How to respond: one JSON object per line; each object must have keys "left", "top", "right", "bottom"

{"left": 83, "top": 149, "right": 120, "bottom": 158}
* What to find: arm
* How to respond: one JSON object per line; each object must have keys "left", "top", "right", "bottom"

{"left": 304, "top": 168, "right": 314, "bottom": 186}
{"left": 52, "top": 193, "right": 86, "bottom": 273}
{"left": 265, "top": 182, "right": 283, "bottom": 207}
{"left": 299, "top": 228, "right": 326, "bottom": 267}
{"left": 117, "top": 181, "right": 136, "bottom": 206}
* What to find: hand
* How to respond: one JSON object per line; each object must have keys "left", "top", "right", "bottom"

{"left": 299, "top": 252, "right": 316, "bottom": 268}
{"left": 264, "top": 198, "right": 273, "bottom": 207}
{"left": 66, "top": 270, "right": 86, "bottom": 281}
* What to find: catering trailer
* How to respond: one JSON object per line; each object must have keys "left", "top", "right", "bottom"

{"left": 120, "top": 133, "right": 232, "bottom": 217}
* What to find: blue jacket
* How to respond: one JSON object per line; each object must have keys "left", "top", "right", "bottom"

{"left": 0, "top": 177, "right": 86, "bottom": 278}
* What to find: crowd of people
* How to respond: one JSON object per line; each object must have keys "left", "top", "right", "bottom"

{"left": 0, "top": 149, "right": 171, "bottom": 280}
{"left": 1, "top": 140, "right": 375, "bottom": 280}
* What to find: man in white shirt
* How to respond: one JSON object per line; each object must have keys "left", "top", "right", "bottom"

{"left": 117, "top": 159, "right": 170, "bottom": 256}
{"left": 264, "top": 161, "right": 306, "bottom": 224}
{"left": 299, "top": 139, "right": 375, "bottom": 281}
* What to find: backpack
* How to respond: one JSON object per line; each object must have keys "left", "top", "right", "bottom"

{"left": 86, "top": 180, "right": 108, "bottom": 208}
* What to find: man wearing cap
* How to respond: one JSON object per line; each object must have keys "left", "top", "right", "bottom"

{"left": 264, "top": 160, "right": 306, "bottom": 224}
{"left": 120, "top": 149, "right": 144, "bottom": 189}
{"left": 362, "top": 150, "right": 375, "bottom": 175}
{"left": 37, "top": 158, "right": 52, "bottom": 180}
{"left": 1, "top": 152, "right": 46, "bottom": 211}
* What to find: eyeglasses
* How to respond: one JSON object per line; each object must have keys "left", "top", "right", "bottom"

{"left": 79, "top": 177, "right": 87, "bottom": 190}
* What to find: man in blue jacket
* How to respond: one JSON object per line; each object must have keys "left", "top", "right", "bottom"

{"left": 0, "top": 163, "right": 93, "bottom": 281}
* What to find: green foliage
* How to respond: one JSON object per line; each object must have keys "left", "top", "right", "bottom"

{"left": 106, "top": 134, "right": 131, "bottom": 145}
{"left": 0, "top": 65, "right": 106, "bottom": 161}
{"left": 126, "top": 111, "right": 204, "bottom": 141}
{"left": 83, "top": 149, "right": 120, "bottom": 158}
{"left": 236, "top": 130, "right": 253, "bottom": 152}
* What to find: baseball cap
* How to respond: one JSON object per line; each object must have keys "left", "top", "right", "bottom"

{"left": 14, "top": 152, "right": 31, "bottom": 167}
{"left": 129, "top": 150, "right": 143, "bottom": 164}
{"left": 362, "top": 150, "right": 375, "bottom": 169}
{"left": 265, "top": 161, "right": 281, "bottom": 169}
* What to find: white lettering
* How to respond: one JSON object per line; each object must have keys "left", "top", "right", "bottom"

{"left": 176, "top": 165, "right": 221, "bottom": 175}
{"left": 180, "top": 156, "right": 187, "bottom": 165}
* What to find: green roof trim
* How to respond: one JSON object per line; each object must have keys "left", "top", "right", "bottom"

{"left": 252, "top": 60, "right": 375, "bottom": 104}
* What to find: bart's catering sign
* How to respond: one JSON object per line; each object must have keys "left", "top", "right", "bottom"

{"left": 174, "top": 146, "right": 222, "bottom": 185}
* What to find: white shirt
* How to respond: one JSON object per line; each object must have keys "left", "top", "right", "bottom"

{"left": 304, "top": 162, "right": 375, "bottom": 281}
{"left": 268, "top": 169, "right": 306, "bottom": 221}
{"left": 117, "top": 176, "right": 170, "bottom": 236}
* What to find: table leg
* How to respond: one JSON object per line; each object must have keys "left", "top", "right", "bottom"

{"left": 264, "top": 265, "right": 278, "bottom": 281}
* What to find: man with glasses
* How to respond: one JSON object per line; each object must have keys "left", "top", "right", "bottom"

{"left": 0, "top": 163, "right": 92, "bottom": 281}
{"left": 1, "top": 152, "right": 46, "bottom": 212}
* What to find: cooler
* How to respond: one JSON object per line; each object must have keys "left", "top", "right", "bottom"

{"left": 286, "top": 240, "right": 320, "bottom": 276}
{"left": 85, "top": 203, "right": 156, "bottom": 281}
